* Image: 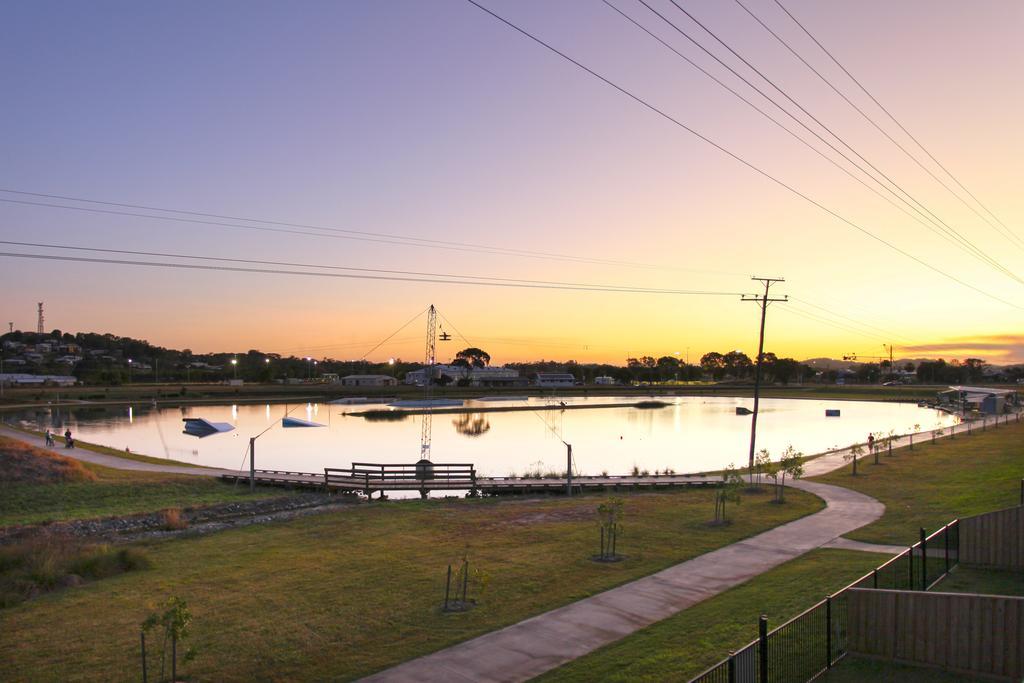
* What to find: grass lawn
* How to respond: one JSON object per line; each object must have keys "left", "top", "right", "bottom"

{"left": 810, "top": 419, "right": 1024, "bottom": 545}
{"left": 1, "top": 462, "right": 288, "bottom": 528}
{"left": 0, "top": 487, "right": 821, "bottom": 682}
{"left": 934, "top": 564, "right": 1024, "bottom": 597}
{"left": 536, "top": 549, "right": 884, "bottom": 683}
{"left": 819, "top": 655, "right": 987, "bottom": 682}
{"left": 0, "top": 433, "right": 290, "bottom": 526}
{"left": 0, "top": 464, "right": 289, "bottom": 526}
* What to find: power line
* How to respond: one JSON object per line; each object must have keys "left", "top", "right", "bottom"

{"left": 733, "top": 0, "right": 1024, "bottom": 254}
{"left": 0, "top": 248, "right": 746, "bottom": 296}
{"left": 640, "top": 0, "right": 1023, "bottom": 286}
{"left": 0, "top": 238, "right": 740, "bottom": 293}
{"left": 462, "top": 0, "right": 1023, "bottom": 310}
{"left": 358, "top": 307, "right": 430, "bottom": 361}
{"left": 0, "top": 189, "right": 742, "bottom": 277}
{"left": 771, "top": 0, "right": 1024, "bottom": 250}
{"left": 780, "top": 305, "right": 895, "bottom": 343}
{"left": 603, "top": 0, "right": 1021, "bottom": 284}
{"left": 788, "top": 297, "right": 917, "bottom": 346}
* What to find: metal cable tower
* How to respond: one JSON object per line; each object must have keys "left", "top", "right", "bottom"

{"left": 36, "top": 302, "right": 44, "bottom": 334}
{"left": 419, "top": 304, "right": 438, "bottom": 461}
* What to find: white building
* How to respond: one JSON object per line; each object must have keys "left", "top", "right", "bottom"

{"left": 0, "top": 373, "right": 77, "bottom": 387}
{"left": 404, "top": 365, "right": 521, "bottom": 387}
{"left": 594, "top": 376, "right": 617, "bottom": 385}
{"left": 535, "top": 372, "right": 577, "bottom": 387}
{"left": 341, "top": 374, "right": 398, "bottom": 387}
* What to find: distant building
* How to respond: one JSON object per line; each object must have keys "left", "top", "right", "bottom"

{"left": 594, "top": 376, "right": 617, "bottom": 385}
{"left": 341, "top": 374, "right": 398, "bottom": 387}
{"left": 0, "top": 373, "right": 77, "bottom": 387}
{"left": 535, "top": 372, "right": 577, "bottom": 388}
{"left": 938, "top": 386, "right": 1019, "bottom": 415}
{"left": 404, "top": 365, "right": 522, "bottom": 387}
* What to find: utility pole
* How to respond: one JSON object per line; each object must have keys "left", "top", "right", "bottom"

{"left": 882, "top": 343, "right": 895, "bottom": 381}
{"left": 742, "top": 277, "right": 787, "bottom": 478}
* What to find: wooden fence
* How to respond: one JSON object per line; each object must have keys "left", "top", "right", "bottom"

{"left": 960, "top": 505, "right": 1024, "bottom": 569}
{"left": 848, "top": 588, "right": 1024, "bottom": 682}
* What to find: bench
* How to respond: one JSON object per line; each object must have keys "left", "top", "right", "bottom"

{"left": 324, "top": 462, "right": 477, "bottom": 498}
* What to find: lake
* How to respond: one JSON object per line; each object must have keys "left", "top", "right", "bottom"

{"left": 7, "top": 396, "right": 958, "bottom": 479}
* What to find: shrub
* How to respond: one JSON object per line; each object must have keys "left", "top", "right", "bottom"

{"left": 161, "top": 508, "right": 188, "bottom": 530}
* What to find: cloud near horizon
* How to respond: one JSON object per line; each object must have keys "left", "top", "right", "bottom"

{"left": 900, "top": 335, "right": 1024, "bottom": 363}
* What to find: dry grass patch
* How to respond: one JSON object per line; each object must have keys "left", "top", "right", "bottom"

{"left": 0, "top": 435, "right": 95, "bottom": 484}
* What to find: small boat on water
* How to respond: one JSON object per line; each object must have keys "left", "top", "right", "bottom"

{"left": 388, "top": 398, "right": 465, "bottom": 408}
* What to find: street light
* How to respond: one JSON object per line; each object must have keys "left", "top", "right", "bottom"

{"left": 128, "top": 358, "right": 133, "bottom": 384}
{"left": 231, "top": 357, "right": 238, "bottom": 380}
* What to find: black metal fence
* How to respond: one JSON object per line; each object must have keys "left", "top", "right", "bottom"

{"left": 688, "top": 521, "right": 960, "bottom": 683}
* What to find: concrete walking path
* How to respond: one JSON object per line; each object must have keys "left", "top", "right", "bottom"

{"left": 361, "top": 479, "right": 884, "bottom": 683}
{"left": 0, "top": 426, "right": 232, "bottom": 477}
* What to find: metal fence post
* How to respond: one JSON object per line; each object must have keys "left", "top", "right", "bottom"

{"left": 955, "top": 519, "right": 960, "bottom": 568}
{"left": 872, "top": 568, "right": 878, "bottom": 588}
{"left": 920, "top": 528, "right": 927, "bottom": 590}
{"left": 825, "top": 596, "right": 833, "bottom": 669}
{"left": 728, "top": 651, "right": 737, "bottom": 683}
{"left": 907, "top": 545, "right": 914, "bottom": 590}
{"left": 759, "top": 614, "right": 769, "bottom": 683}
{"left": 944, "top": 524, "right": 950, "bottom": 574}
{"left": 140, "top": 631, "right": 147, "bottom": 683}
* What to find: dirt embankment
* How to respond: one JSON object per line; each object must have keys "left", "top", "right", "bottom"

{"left": 0, "top": 435, "right": 95, "bottom": 483}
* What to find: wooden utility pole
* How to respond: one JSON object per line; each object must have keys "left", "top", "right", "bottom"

{"left": 742, "top": 277, "right": 787, "bottom": 478}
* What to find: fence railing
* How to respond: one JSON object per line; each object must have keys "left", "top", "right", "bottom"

{"left": 688, "top": 521, "right": 960, "bottom": 683}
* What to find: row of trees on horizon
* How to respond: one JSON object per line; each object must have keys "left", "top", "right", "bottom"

{"left": 0, "top": 329, "right": 1018, "bottom": 386}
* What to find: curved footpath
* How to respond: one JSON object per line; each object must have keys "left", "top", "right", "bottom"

{"left": 0, "top": 425, "right": 232, "bottom": 477}
{"left": 363, "top": 419, "right": 1007, "bottom": 681}
{"left": 361, "top": 480, "right": 883, "bottom": 683}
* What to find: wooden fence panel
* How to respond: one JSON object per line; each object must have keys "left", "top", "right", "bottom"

{"left": 848, "top": 589, "right": 1024, "bottom": 681}
{"left": 960, "top": 506, "right": 1023, "bottom": 569}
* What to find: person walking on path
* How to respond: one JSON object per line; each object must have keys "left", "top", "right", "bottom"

{"left": 44, "top": 429, "right": 54, "bottom": 447}
{"left": 64, "top": 428, "right": 74, "bottom": 449}
{"left": 867, "top": 432, "right": 875, "bottom": 455}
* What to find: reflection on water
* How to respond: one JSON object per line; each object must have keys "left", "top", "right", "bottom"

{"left": 6, "top": 396, "right": 958, "bottom": 480}
{"left": 452, "top": 413, "right": 490, "bottom": 438}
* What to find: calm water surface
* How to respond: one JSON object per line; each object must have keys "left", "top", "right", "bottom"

{"left": 8, "top": 396, "right": 958, "bottom": 478}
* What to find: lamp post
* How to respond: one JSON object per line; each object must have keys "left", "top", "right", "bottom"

{"left": 231, "top": 357, "right": 238, "bottom": 380}
{"left": 128, "top": 358, "right": 133, "bottom": 384}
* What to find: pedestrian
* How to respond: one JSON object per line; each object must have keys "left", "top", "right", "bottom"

{"left": 867, "top": 433, "right": 875, "bottom": 454}
{"left": 64, "top": 428, "right": 73, "bottom": 449}
{"left": 44, "top": 429, "right": 54, "bottom": 447}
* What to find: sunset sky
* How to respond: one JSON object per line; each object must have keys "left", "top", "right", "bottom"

{"left": 1, "top": 0, "right": 1022, "bottom": 365}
